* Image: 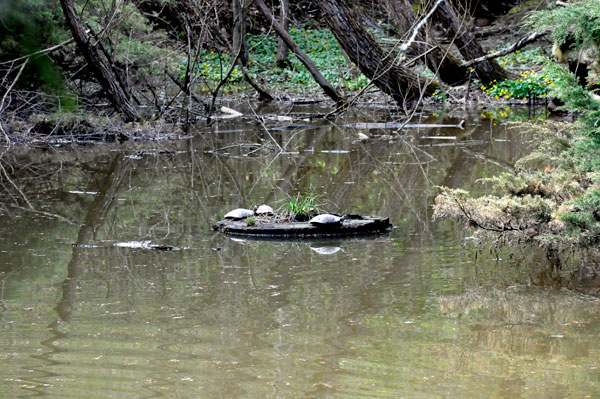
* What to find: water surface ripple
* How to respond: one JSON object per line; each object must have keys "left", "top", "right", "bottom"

{"left": 1, "top": 110, "right": 599, "bottom": 398}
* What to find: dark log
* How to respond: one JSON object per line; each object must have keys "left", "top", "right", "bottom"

{"left": 317, "top": 0, "right": 437, "bottom": 106}
{"left": 254, "top": 0, "right": 344, "bottom": 104}
{"left": 59, "top": 0, "right": 140, "bottom": 122}
{"left": 386, "top": 0, "right": 469, "bottom": 86}
{"left": 434, "top": 0, "right": 512, "bottom": 85}
{"left": 214, "top": 216, "right": 392, "bottom": 238}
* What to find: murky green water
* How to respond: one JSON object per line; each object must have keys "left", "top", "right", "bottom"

{"left": 1, "top": 108, "right": 599, "bottom": 398}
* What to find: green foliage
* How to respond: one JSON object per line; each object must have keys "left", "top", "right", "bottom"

{"left": 435, "top": 1, "right": 600, "bottom": 249}
{"left": 496, "top": 47, "right": 547, "bottom": 69}
{"left": 0, "top": 0, "right": 177, "bottom": 113}
{"left": 0, "top": 0, "right": 66, "bottom": 93}
{"left": 479, "top": 70, "right": 550, "bottom": 100}
{"left": 431, "top": 89, "right": 448, "bottom": 101}
{"left": 539, "top": 61, "right": 600, "bottom": 174}
{"left": 560, "top": 190, "right": 600, "bottom": 237}
{"left": 433, "top": 186, "right": 558, "bottom": 245}
{"left": 0, "top": 0, "right": 63, "bottom": 56}
{"left": 246, "top": 217, "right": 257, "bottom": 226}
{"left": 80, "top": 0, "right": 176, "bottom": 71}
{"left": 527, "top": 0, "right": 600, "bottom": 48}
{"left": 280, "top": 193, "right": 320, "bottom": 219}
{"left": 179, "top": 27, "right": 369, "bottom": 93}
{"left": 480, "top": 48, "right": 553, "bottom": 101}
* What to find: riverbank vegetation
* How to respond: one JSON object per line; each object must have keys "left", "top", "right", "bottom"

{"left": 1, "top": 0, "right": 600, "bottom": 254}
{"left": 434, "top": 0, "right": 600, "bottom": 254}
{"left": 1, "top": 0, "right": 544, "bottom": 135}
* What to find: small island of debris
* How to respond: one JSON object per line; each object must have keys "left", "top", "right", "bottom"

{"left": 213, "top": 207, "right": 392, "bottom": 238}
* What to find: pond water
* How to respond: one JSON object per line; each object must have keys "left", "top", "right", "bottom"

{"left": 1, "top": 106, "right": 599, "bottom": 398}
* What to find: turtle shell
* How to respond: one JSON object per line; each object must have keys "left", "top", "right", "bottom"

{"left": 224, "top": 208, "right": 254, "bottom": 219}
{"left": 255, "top": 204, "right": 274, "bottom": 215}
{"left": 309, "top": 214, "right": 342, "bottom": 226}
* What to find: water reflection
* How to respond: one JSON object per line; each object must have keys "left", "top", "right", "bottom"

{"left": 0, "top": 109, "right": 599, "bottom": 398}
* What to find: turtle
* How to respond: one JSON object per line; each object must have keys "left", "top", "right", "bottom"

{"left": 255, "top": 204, "right": 274, "bottom": 216}
{"left": 309, "top": 213, "right": 342, "bottom": 227}
{"left": 224, "top": 208, "right": 254, "bottom": 220}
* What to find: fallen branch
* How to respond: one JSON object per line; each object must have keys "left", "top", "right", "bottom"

{"left": 461, "top": 31, "right": 548, "bottom": 69}
{"left": 217, "top": 106, "right": 243, "bottom": 119}
{"left": 254, "top": 0, "right": 344, "bottom": 105}
{"left": 346, "top": 120, "right": 465, "bottom": 129}
{"left": 60, "top": 0, "right": 140, "bottom": 122}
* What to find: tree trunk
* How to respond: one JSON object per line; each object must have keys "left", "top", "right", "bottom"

{"left": 59, "top": 0, "right": 140, "bottom": 122}
{"left": 233, "top": 0, "right": 249, "bottom": 66}
{"left": 317, "top": 0, "right": 436, "bottom": 106}
{"left": 386, "top": 0, "right": 469, "bottom": 86}
{"left": 435, "top": 0, "right": 511, "bottom": 85}
{"left": 254, "top": 0, "right": 344, "bottom": 104}
{"left": 275, "top": 0, "right": 290, "bottom": 67}
{"left": 60, "top": 0, "right": 140, "bottom": 122}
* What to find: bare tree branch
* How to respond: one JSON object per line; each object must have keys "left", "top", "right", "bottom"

{"left": 0, "top": 60, "right": 28, "bottom": 116}
{"left": 460, "top": 31, "right": 548, "bottom": 69}
{"left": 398, "top": 0, "right": 443, "bottom": 54}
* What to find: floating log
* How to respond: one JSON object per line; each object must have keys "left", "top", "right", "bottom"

{"left": 346, "top": 120, "right": 464, "bottom": 130}
{"left": 213, "top": 216, "right": 392, "bottom": 238}
{"left": 72, "top": 241, "right": 179, "bottom": 251}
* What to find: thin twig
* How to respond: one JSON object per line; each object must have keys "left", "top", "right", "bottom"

{"left": 247, "top": 102, "right": 283, "bottom": 152}
{"left": 0, "top": 59, "right": 28, "bottom": 114}
{"left": 0, "top": 33, "right": 87, "bottom": 66}
{"left": 8, "top": 204, "right": 78, "bottom": 225}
